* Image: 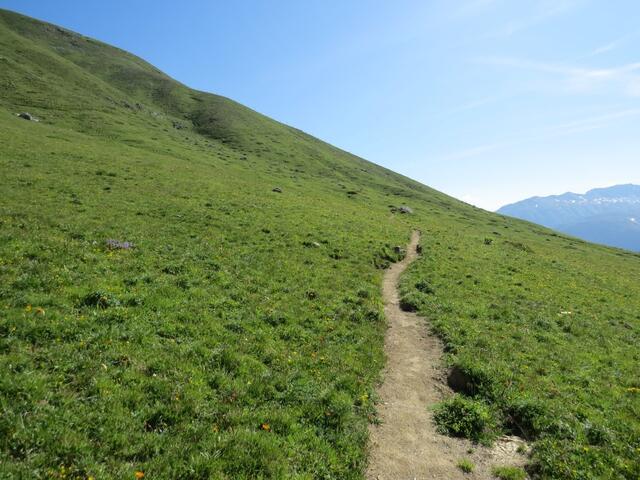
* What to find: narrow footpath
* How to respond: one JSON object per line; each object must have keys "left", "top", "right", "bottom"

{"left": 366, "top": 231, "right": 526, "bottom": 480}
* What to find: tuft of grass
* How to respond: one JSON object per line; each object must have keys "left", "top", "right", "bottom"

{"left": 434, "top": 395, "right": 497, "bottom": 444}
{"left": 492, "top": 466, "right": 527, "bottom": 480}
{"left": 457, "top": 458, "right": 475, "bottom": 474}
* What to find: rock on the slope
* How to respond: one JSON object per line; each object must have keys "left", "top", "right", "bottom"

{"left": 390, "top": 205, "right": 414, "bottom": 214}
{"left": 17, "top": 112, "right": 38, "bottom": 121}
{"left": 105, "top": 239, "right": 135, "bottom": 250}
{"left": 272, "top": 187, "right": 282, "bottom": 193}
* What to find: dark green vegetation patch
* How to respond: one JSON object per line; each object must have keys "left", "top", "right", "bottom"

{"left": 433, "top": 394, "right": 496, "bottom": 444}
{"left": 1, "top": 8, "right": 639, "bottom": 479}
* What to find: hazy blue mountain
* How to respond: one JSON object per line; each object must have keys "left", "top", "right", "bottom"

{"left": 498, "top": 184, "right": 640, "bottom": 251}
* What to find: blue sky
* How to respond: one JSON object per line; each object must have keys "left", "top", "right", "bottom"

{"left": 2, "top": 0, "right": 639, "bottom": 210}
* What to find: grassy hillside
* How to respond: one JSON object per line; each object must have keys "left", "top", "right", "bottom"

{"left": 400, "top": 218, "right": 640, "bottom": 478}
{"left": 0, "top": 9, "right": 638, "bottom": 479}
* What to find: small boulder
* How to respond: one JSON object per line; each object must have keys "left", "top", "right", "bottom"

{"left": 17, "top": 112, "right": 36, "bottom": 121}
{"left": 399, "top": 205, "right": 413, "bottom": 214}
{"left": 302, "top": 240, "right": 321, "bottom": 248}
{"left": 105, "top": 239, "right": 135, "bottom": 250}
{"left": 272, "top": 187, "right": 282, "bottom": 193}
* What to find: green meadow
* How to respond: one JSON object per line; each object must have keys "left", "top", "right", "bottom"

{"left": 400, "top": 210, "right": 640, "bottom": 478}
{"left": 0, "top": 9, "right": 638, "bottom": 479}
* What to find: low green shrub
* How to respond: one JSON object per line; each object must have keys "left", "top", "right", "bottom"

{"left": 504, "top": 397, "right": 549, "bottom": 439}
{"left": 433, "top": 394, "right": 496, "bottom": 443}
{"left": 457, "top": 458, "right": 475, "bottom": 473}
{"left": 415, "top": 279, "right": 435, "bottom": 294}
{"left": 492, "top": 466, "right": 527, "bottom": 480}
{"left": 399, "top": 293, "right": 421, "bottom": 312}
{"left": 373, "top": 244, "right": 404, "bottom": 269}
{"left": 79, "top": 290, "right": 120, "bottom": 309}
{"left": 447, "top": 361, "right": 499, "bottom": 400}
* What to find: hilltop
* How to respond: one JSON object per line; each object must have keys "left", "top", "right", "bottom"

{"left": 1, "top": 9, "right": 639, "bottom": 479}
{"left": 498, "top": 184, "right": 640, "bottom": 251}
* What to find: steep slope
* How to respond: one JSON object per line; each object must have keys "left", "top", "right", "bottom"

{"left": 1, "top": 9, "right": 639, "bottom": 479}
{"left": 498, "top": 185, "right": 640, "bottom": 251}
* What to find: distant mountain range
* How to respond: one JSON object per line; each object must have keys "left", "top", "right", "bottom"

{"left": 498, "top": 184, "right": 640, "bottom": 252}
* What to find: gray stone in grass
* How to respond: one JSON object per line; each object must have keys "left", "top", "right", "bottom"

{"left": 105, "top": 239, "right": 135, "bottom": 250}
{"left": 17, "top": 112, "right": 37, "bottom": 121}
{"left": 398, "top": 205, "right": 413, "bottom": 214}
{"left": 272, "top": 187, "right": 282, "bottom": 193}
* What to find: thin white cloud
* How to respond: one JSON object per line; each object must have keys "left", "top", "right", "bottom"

{"left": 437, "top": 141, "right": 510, "bottom": 162}
{"left": 447, "top": 96, "right": 501, "bottom": 115}
{"left": 552, "top": 108, "right": 640, "bottom": 131}
{"left": 579, "top": 32, "right": 639, "bottom": 59}
{"left": 476, "top": 56, "right": 640, "bottom": 96}
{"left": 477, "top": 57, "right": 576, "bottom": 74}
{"left": 590, "top": 42, "right": 619, "bottom": 57}
{"left": 484, "top": 0, "right": 583, "bottom": 38}
{"left": 454, "top": 0, "right": 501, "bottom": 17}
{"left": 436, "top": 108, "right": 640, "bottom": 163}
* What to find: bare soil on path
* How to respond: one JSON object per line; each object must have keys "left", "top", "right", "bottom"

{"left": 366, "top": 231, "right": 527, "bottom": 480}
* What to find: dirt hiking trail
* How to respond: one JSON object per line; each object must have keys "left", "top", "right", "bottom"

{"left": 366, "top": 230, "right": 526, "bottom": 480}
